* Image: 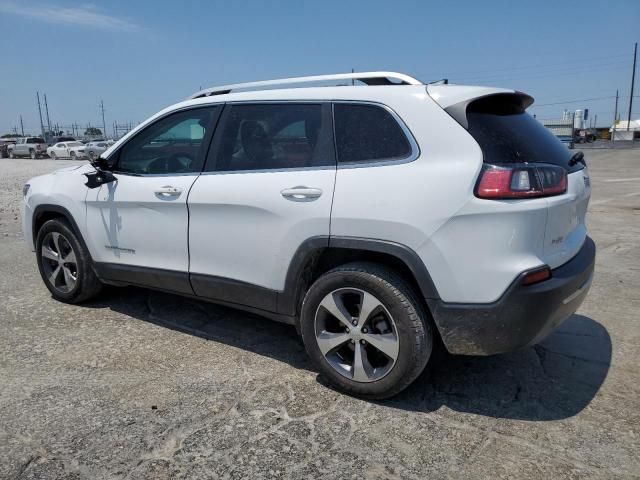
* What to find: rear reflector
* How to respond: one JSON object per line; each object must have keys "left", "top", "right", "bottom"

{"left": 522, "top": 266, "right": 552, "bottom": 286}
{"left": 476, "top": 164, "right": 567, "bottom": 199}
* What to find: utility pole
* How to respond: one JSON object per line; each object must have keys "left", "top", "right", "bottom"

{"left": 19, "top": 115, "right": 24, "bottom": 136}
{"left": 100, "top": 100, "right": 107, "bottom": 138}
{"left": 36, "top": 92, "right": 46, "bottom": 139}
{"left": 628, "top": 42, "right": 637, "bottom": 132}
{"left": 612, "top": 90, "right": 619, "bottom": 143}
{"left": 44, "top": 94, "right": 52, "bottom": 139}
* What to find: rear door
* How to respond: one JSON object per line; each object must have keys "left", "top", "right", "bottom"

{"left": 188, "top": 102, "right": 336, "bottom": 311}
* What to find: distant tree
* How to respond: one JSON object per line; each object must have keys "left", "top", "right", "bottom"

{"left": 1, "top": 133, "right": 22, "bottom": 138}
{"left": 84, "top": 127, "right": 102, "bottom": 136}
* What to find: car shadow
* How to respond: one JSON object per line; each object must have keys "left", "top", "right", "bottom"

{"left": 83, "top": 287, "right": 611, "bottom": 421}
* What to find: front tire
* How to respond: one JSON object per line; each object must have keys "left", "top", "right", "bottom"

{"left": 50, "top": 151, "right": 56, "bottom": 160}
{"left": 9, "top": 150, "right": 14, "bottom": 159}
{"left": 300, "top": 262, "right": 432, "bottom": 399}
{"left": 70, "top": 151, "right": 77, "bottom": 160}
{"left": 36, "top": 219, "right": 102, "bottom": 303}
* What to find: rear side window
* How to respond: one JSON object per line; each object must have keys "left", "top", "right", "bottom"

{"left": 210, "top": 103, "right": 334, "bottom": 172}
{"left": 28, "top": 137, "right": 45, "bottom": 144}
{"left": 333, "top": 103, "right": 412, "bottom": 164}
{"left": 464, "top": 94, "right": 581, "bottom": 172}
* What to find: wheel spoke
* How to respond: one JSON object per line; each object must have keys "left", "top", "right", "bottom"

{"left": 63, "top": 249, "right": 76, "bottom": 264}
{"left": 352, "top": 342, "right": 374, "bottom": 382}
{"left": 41, "top": 246, "right": 59, "bottom": 261}
{"left": 358, "top": 291, "right": 382, "bottom": 324}
{"left": 62, "top": 266, "right": 76, "bottom": 289}
{"left": 316, "top": 331, "right": 350, "bottom": 356}
{"left": 363, "top": 333, "right": 399, "bottom": 361}
{"left": 51, "top": 232, "right": 62, "bottom": 255}
{"left": 48, "top": 265, "right": 61, "bottom": 285}
{"left": 319, "top": 293, "right": 353, "bottom": 329}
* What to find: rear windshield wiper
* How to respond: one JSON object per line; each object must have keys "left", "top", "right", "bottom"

{"left": 568, "top": 151, "right": 586, "bottom": 167}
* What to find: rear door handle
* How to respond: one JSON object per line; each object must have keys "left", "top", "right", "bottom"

{"left": 154, "top": 186, "right": 182, "bottom": 197}
{"left": 280, "top": 187, "right": 323, "bottom": 200}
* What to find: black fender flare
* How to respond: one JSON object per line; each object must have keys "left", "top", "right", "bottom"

{"left": 32, "top": 204, "right": 88, "bottom": 252}
{"left": 277, "top": 236, "right": 440, "bottom": 316}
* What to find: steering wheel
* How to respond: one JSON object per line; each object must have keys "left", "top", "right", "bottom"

{"left": 146, "top": 153, "right": 194, "bottom": 174}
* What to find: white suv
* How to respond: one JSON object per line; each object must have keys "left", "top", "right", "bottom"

{"left": 22, "top": 72, "right": 595, "bottom": 398}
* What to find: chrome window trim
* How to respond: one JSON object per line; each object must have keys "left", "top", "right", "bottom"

{"left": 199, "top": 165, "right": 336, "bottom": 176}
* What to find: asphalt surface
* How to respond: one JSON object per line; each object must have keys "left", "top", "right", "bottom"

{"left": 0, "top": 149, "right": 639, "bottom": 479}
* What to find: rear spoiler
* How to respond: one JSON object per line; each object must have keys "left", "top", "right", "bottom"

{"left": 427, "top": 85, "right": 534, "bottom": 129}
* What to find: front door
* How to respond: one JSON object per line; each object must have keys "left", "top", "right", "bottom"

{"left": 84, "top": 105, "right": 221, "bottom": 293}
{"left": 188, "top": 103, "right": 336, "bottom": 311}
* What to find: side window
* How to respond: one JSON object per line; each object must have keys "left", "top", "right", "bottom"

{"left": 210, "top": 103, "right": 334, "bottom": 172}
{"left": 114, "top": 106, "right": 219, "bottom": 175}
{"left": 333, "top": 103, "right": 412, "bottom": 164}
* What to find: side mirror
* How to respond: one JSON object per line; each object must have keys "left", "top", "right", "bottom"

{"left": 84, "top": 157, "right": 116, "bottom": 188}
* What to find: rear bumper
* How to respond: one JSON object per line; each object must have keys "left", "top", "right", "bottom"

{"left": 427, "top": 236, "right": 595, "bottom": 355}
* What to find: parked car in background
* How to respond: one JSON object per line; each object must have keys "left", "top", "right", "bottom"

{"left": 0, "top": 139, "right": 17, "bottom": 158}
{"left": 46, "top": 141, "right": 87, "bottom": 160}
{"left": 9, "top": 137, "right": 47, "bottom": 158}
{"left": 48, "top": 136, "right": 77, "bottom": 146}
{"left": 84, "top": 140, "right": 114, "bottom": 160}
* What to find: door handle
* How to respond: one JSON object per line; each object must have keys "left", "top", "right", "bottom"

{"left": 154, "top": 186, "right": 182, "bottom": 197}
{"left": 280, "top": 187, "right": 323, "bottom": 200}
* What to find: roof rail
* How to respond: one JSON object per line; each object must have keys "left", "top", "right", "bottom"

{"left": 189, "top": 71, "right": 423, "bottom": 99}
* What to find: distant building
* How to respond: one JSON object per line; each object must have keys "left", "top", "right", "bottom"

{"left": 610, "top": 120, "right": 640, "bottom": 141}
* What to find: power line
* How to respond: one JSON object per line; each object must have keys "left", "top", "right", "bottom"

{"left": 456, "top": 62, "right": 629, "bottom": 84}
{"left": 533, "top": 95, "right": 615, "bottom": 107}
{"left": 434, "top": 53, "right": 631, "bottom": 78}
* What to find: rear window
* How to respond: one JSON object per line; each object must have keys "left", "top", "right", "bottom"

{"left": 333, "top": 103, "right": 412, "bottom": 164}
{"left": 28, "top": 137, "right": 45, "bottom": 144}
{"left": 464, "top": 95, "right": 582, "bottom": 173}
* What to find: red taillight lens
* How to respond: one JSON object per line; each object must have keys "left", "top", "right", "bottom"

{"left": 475, "top": 164, "right": 567, "bottom": 199}
{"left": 522, "top": 266, "right": 552, "bottom": 285}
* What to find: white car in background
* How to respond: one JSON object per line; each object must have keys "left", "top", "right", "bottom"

{"left": 47, "top": 141, "right": 87, "bottom": 160}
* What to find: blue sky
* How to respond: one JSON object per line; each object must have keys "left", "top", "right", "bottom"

{"left": 0, "top": 0, "right": 638, "bottom": 135}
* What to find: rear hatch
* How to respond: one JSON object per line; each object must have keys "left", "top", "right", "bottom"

{"left": 431, "top": 87, "right": 590, "bottom": 269}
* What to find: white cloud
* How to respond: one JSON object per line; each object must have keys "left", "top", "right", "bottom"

{"left": 0, "top": 1, "right": 141, "bottom": 32}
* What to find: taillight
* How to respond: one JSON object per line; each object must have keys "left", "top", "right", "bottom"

{"left": 36, "top": 144, "right": 42, "bottom": 150}
{"left": 475, "top": 164, "right": 567, "bottom": 199}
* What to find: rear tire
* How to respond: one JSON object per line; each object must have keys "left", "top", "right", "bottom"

{"left": 9, "top": 150, "right": 14, "bottom": 159}
{"left": 36, "top": 219, "right": 102, "bottom": 303}
{"left": 300, "top": 262, "right": 432, "bottom": 399}
{"left": 30, "top": 149, "right": 36, "bottom": 159}
{"left": 70, "top": 151, "right": 77, "bottom": 160}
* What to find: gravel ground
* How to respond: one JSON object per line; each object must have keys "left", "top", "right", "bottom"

{"left": 0, "top": 151, "right": 639, "bottom": 479}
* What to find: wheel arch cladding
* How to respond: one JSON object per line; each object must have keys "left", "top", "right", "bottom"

{"left": 278, "top": 236, "right": 441, "bottom": 317}
{"left": 32, "top": 205, "right": 86, "bottom": 252}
